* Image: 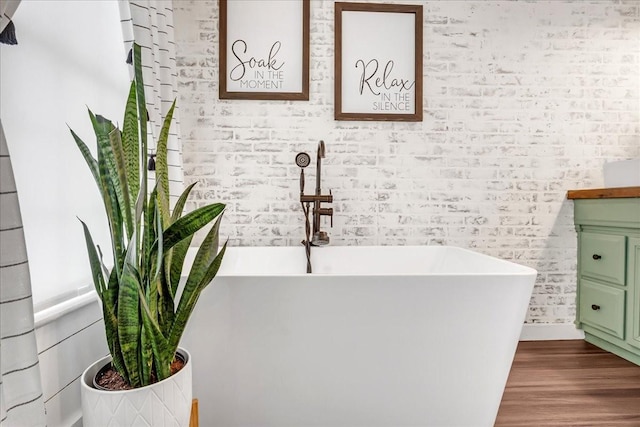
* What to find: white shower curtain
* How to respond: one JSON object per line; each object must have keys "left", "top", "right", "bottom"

{"left": 0, "top": 120, "right": 46, "bottom": 427}
{"left": 1, "top": 2, "right": 46, "bottom": 425}
{"left": 119, "top": 0, "right": 184, "bottom": 202}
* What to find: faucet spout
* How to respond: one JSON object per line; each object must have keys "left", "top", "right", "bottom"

{"left": 315, "top": 140, "right": 325, "bottom": 196}
{"left": 313, "top": 140, "right": 327, "bottom": 242}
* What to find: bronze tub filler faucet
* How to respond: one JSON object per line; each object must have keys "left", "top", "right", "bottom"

{"left": 295, "top": 141, "right": 333, "bottom": 273}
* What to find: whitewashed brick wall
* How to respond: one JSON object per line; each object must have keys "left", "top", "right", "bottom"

{"left": 173, "top": 0, "right": 639, "bottom": 325}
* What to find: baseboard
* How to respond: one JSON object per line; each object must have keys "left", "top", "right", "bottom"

{"left": 519, "top": 323, "right": 585, "bottom": 341}
{"left": 70, "top": 413, "right": 82, "bottom": 427}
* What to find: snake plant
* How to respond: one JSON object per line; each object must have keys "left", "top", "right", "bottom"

{"left": 70, "top": 43, "right": 226, "bottom": 388}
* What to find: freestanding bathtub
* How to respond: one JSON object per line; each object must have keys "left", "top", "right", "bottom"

{"left": 181, "top": 245, "right": 536, "bottom": 427}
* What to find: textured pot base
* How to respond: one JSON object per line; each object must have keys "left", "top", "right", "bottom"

{"left": 81, "top": 348, "right": 192, "bottom": 427}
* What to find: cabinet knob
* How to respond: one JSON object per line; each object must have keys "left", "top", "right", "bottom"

{"left": 591, "top": 304, "right": 601, "bottom": 311}
{"left": 592, "top": 254, "right": 602, "bottom": 260}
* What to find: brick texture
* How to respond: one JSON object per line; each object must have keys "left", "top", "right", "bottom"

{"left": 174, "top": 0, "right": 639, "bottom": 325}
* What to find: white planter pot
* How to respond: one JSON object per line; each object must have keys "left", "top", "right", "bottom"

{"left": 81, "top": 348, "right": 192, "bottom": 427}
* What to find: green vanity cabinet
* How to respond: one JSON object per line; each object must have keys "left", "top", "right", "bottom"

{"left": 569, "top": 188, "right": 640, "bottom": 366}
{"left": 629, "top": 237, "right": 640, "bottom": 351}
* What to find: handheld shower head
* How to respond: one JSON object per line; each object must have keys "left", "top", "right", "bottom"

{"left": 296, "top": 152, "right": 311, "bottom": 194}
{"left": 295, "top": 152, "right": 311, "bottom": 168}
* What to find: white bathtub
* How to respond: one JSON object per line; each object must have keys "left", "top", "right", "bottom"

{"left": 181, "top": 245, "right": 536, "bottom": 427}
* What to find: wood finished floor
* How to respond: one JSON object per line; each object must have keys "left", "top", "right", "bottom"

{"left": 495, "top": 340, "right": 640, "bottom": 426}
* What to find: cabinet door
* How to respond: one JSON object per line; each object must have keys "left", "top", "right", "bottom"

{"left": 628, "top": 238, "right": 640, "bottom": 350}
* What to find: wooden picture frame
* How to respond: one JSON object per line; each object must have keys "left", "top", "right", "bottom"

{"left": 219, "top": 0, "right": 310, "bottom": 100}
{"left": 335, "top": 2, "right": 423, "bottom": 121}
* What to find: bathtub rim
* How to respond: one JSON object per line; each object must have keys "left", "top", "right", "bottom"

{"left": 185, "top": 245, "right": 538, "bottom": 278}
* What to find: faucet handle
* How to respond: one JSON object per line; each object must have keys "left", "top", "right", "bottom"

{"left": 318, "top": 207, "right": 334, "bottom": 228}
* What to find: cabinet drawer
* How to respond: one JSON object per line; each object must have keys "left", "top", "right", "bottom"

{"left": 580, "top": 232, "right": 626, "bottom": 286}
{"left": 580, "top": 279, "right": 625, "bottom": 339}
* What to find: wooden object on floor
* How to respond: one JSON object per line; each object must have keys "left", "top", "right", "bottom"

{"left": 189, "top": 399, "right": 198, "bottom": 427}
{"left": 496, "top": 340, "right": 640, "bottom": 426}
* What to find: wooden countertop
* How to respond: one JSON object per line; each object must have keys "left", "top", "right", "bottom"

{"left": 567, "top": 186, "right": 640, "bottom": 199}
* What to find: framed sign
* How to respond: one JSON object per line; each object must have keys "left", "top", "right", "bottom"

{"left": 219, "top": 0, "right": 310, "bottom": 100}
{"left": 335, "top": 2, "right": 423, "bottom": 121}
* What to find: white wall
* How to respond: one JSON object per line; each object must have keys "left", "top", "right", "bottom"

{"left": 174, "top": 0, "right": 640, "bottom": 326}
{"left": 0, "top": 0, "right": 130, "bottom": 307}
{"left": 34, "top": 294, "right": 106, "bottom": 427}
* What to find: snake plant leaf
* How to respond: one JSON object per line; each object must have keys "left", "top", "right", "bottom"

{"left": 139, "top": 321, "right": 152, "bottom": 386}
{"left": 171, "top": 182, "right": 198, "bottom": 223}
{"left": 104, "top": 284, "right": 128, "bottom": 382}
{"left": 168, "top": 236, "right": 193, "bottom": 298}
{"left": 169, "top": 239, "right": 227, "bottom": 355}
{"left": 199, "top": 214, "right": 224, "bottom": 290}
{"left": 91, "top": 111, "right": 131, "bottom": 242}
{"left": 133, "top": 43, "right": 148, "bottom": 219}
{"left": 137, "top": 284, "right": 171, "bottom": 381}
{"left": 161, "top": 203, "right": 225, "bottom": 252}
{"left": 142, "top": 186, "right": 158, "bottom": 283}
{"left": 133, "top": 43, "right": 146, "bottom": 149}
{"left": 96, "top": 245, "right": 111, "bottom": 285}
{"left": 73, "top": 117, "right": 125, "bottom": 280}
{"left": 153, "top": 196, "right": 177, "bottom": 336}
{"left": 117, "top": 232, "right": 142, "bottom": 387}
{"left": 157, "top": 256, "right": 175, "bottom": 340}
{"left": 132, "top": 273, "right": 163, "bottom": 384}
{"left": 182, "top": 212, "right": 224, "bottom": 293}
{"left": 90, "top": 112, "right": 119, "bottom": 203}
{"left": 79, "top": 219, "right": 106, "bottom": 298}
{"left": 154, "top": 201, "right": 176, "bottom": 333}
{"left": 153, "top": 201, "right": 164, "bottom": 281}
{"left": 168, "top": 214, "right": 226, "bottom": 353}
{"left": 79, "top": 219, "right": 123, "bottom": 378}
{"left": 91, "top": 110, "right": 126, "bottom": 271}
{"left": 122, "top": 80, "right": 140, "bottom": 213}
{"left": 95, "top": 146, "right": 125, "bottom": 281}
{"left": 134, "top": 184, "right": 145, "bottom": 279}
{"left": 105, "top": 255, "right": 121, "bottom": 311}
{"left": 69, "top": 127, "right": 99, "bottom": 188}
{"left": 155, "top": 100, "right": 175, "bottom": 228}
{"left": 164, "top": 181, "right": 198, "bottom": 296}
{"left": 158, "top": 272, "right": 175, "bottom": 333}
{"left": 108, "top": 127, "right": 134, "bottom": 237}
{"left": 134, "top": 182, "right": 145, "bottom": 225}
{"left": 147, "top": 203, "right": 161, "bottom": 337}
{"left": 90, "top": 111, "right": 114, "bottom": 136}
